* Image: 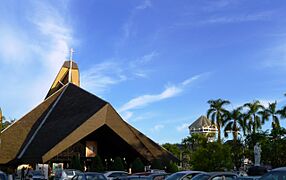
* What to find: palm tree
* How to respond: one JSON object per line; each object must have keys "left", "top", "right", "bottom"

{"left": 223, "top": 106, "right": 245, "bottom": 143}
{"left": 261, "top": 101, "right": 283, "bottom": 130}
{"left": 207, "top": 99, "right": 230, "bottom": 143}
{"left": 243, "top": 100, "right": 264, "bottom": 134}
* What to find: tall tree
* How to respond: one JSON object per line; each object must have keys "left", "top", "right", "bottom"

{"left": 207, "top": 99, "right": 230, "bottom": 143}
{"left": 261, "top": 101, "right": 284, "bottom": 130}
{"left": 243, "top": 100, "right": 264, "bottom": 134}
{"left": 223, "top": 106, "right": 245, "bottom": 143}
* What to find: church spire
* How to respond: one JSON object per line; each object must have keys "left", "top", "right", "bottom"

{"left": 45, "top": 48, "right": 80, "bottom": 99}
{"left": 68, "top": 48, "right": 75, "bottom": 83}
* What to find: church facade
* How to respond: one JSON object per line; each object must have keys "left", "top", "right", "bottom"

{"left": 0, "top": 56, "right": 178, "bottom": 171}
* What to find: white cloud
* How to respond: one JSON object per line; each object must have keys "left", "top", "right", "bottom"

{"left": 176, "top": 123, "right": 190, "bottom": 132}
{"left": 0, "top": 1, "right": 73, "bottom": 118}
{"left": 119, "top": 74, "right": 205, "bottom": 113}
{"left": 182, "top": 75, "right": 202, "bottom": 86}
{"left": 121, "top": 111, "right": 133, "bottom": 121}
{"left": 203, "top": 11, "right": 273, "bottom": 24}
{"left": 119, "top": 85, "right": 182, "bottom": 113}
{"left": 81, "top": 62, "right": 127, "bottom": 94}
{"left": 81, "top": 52, "right": 157, "bottom": 94}
{"left": 151, "top": 124, "right": 164, "bottom": 132}
{"left": 136, "top": 0, "right": 152, "bottom": 10}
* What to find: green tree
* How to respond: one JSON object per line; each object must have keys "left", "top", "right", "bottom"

{"left": 182, "top": 134, "right": 208, "bottom": 151}
{"left": 166, "top": 161, "right": 178, "bottom": 173}
{"left": 223, "top": 107, "right": 245, "bottom": 143}
{"left": 131, "top": 158, "right": 144, "bottom": 173}
{"left": 112, "top": 157, "right": 124, "bottom": 171}
{"left": 70, "top": 155, "right": 83, "bottom": 171}
{"left": 207, "top": 99, "right": 230, "bottom": 143}
{"left": 151, "top": 159, "right": 163, "bottom": 169}
{"left": 243, "top": 100, "right": 264, "bottom": 134}
{"left": 224, "top": 140, "right": 244, "bottom": 170}
{"left": 162, "top": 143, "right": 180, "bottom": 158}
{"left": 191, "top": 142, "right": 233, "bottom": 171}
{"left": 261, "top": 101, "right": 284, "bottom": 130}
{"left": 90, "top": 155, "right": 104, "bottom": 172}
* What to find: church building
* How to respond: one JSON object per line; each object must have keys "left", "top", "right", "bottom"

{"left": 0, "top": 51, "right": 178, "bottom": 171}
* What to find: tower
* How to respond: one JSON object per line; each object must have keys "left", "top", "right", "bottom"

{"left": 45, "top": 48, "right": 80, "bottom": 99}
{"left": 189, "top": 115, "right": 217, "bottom": 142}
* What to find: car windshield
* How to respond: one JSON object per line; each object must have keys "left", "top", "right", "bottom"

{"left": 33, "top": 171, "right": 43, "bottom": 176}
{"left": 65, "top": 170, "right": 75, "bottom": 176}
{"left": 259, "top": 171, "right": 286, "bottom": 180}
{"left": 166, "top": 173, "right": 187, "bottom": 180}
{"left": 192, "top": 174, "right": 210, "bottom": 180}
{"left": 86, "top": 174, "right": 106, "bottom": 180}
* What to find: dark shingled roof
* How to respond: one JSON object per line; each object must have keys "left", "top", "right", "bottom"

{"left": 19, "top": 83, "right": 107, "bottom": 162}
{"left": 1, "top": 83, "right": 178, "bottom": 165}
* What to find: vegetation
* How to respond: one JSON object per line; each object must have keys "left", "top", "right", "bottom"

{"left": 111, "top": 157, "right": 125, "bottom": 171}
{"left": 131, "top": 158, "right": 144, "bottom": 173}
{"left": 90, "top": 155, "right": 104, "bottom": 172}
{"left": 165, "top": 94, "right": 286, "bottom": 171}
{"left": 191, "top": 142, "right": 233, "bottom": 171}
{"left": 70, "top": 155, "right": 83, "bottom": 171}
{"left": 207, "top": 99, "right": 230, "bottom": 143}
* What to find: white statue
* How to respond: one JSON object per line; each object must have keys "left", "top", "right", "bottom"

{"left": 254, "top": 142, "right": 262, "bottom": 166}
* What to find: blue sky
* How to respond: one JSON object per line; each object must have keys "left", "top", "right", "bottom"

{"left": 1, "top": 0, "right": 286, "bottom": 144}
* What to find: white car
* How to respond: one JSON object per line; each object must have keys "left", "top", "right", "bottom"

{"left": 54, "top": 169, "right": 82, "bottom": 180}
{"left": 103, "top": 171, "right": 128, "bottom": 180}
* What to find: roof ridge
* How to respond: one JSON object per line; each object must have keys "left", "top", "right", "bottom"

{"left": 17, "top": 85, "right": 69, "bottom": 159}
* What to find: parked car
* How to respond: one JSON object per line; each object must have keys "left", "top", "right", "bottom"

{"left": 54, "top": 169, "right": 82, "bottom": 180}
{"left": 192, "top": 172, "right": 238, "bottom": 180}
{"left": 259, "top": 167, "right": 286, "bottom": 180}
{"left": 103, "top": 171, "right": 128, "bottom": 180}
{"left": 236, "top": 176, "right": 260, "bottom": 180}
{"left": 117, "top": 173, "right": 170, "bottom": 180}
{"left": 31, "top": 170, "right": 45, "bottom": 180}
{"left": 166, "top": 171, "right": 204, "bottom": 180}
{"left": 0, "top": 171, "right": 7, "bottom": 180}
{"left": 72, "top": 172, "right": 107, "bottom": 180}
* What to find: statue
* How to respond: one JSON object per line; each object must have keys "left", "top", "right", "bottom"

{"left": 254, "top": 142, "right": 262, "bottom": 166}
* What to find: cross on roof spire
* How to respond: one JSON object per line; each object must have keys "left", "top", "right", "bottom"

{"left": 69, "top": 48, "right": 74, "bottom": 61}
{"left": 68, "top": 48, "right": 75, "bottom": 83}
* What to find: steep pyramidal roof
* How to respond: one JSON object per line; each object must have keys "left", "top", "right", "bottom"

{"left": 45, "top": 60, "right": 80, "bottom": 99}
{"left": 0, "top": 58, "right": 178, "bottom": 165}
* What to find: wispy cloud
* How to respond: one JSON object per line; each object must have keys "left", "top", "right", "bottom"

{"left": 119, "top": 73, "right": 206, "bottom": 113}
{"left": 0, "top": 1, "right": 73, "bottom": 118}
{"left": 151, "top": 124, "right": 164, "bottom": 132}
{"left": 176, "top": 123, "right": 190, "bottom": 132}
{"left": 81, "top": 62, "right": 127, "bottom": 94}
{"left": 136, "top": 0, "right": 152, "bottom": 10}
{"left": 203, "top": 11, "right": 273, "bottom": 24}
{"left": 117, "top": 0, "right": 152, "bottom": 46}
{"left": 119, "top": 85, "right": 182, "bottom": 113}
{"left": 81, "top": 51, "right": 157, "bottom": 94}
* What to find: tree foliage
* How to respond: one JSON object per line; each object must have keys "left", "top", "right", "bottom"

{"left": 131, "top": 158, "right": 144, "bottom": 173}
{"left": 162, "top": 143, "right": 180, "bottom": 158}
{"left": 90, "top": 155, "right": 104, "bottom": 172}
{"left": 207, "top": 99, "right": 230, "bottom": 143}
{"left": 111, "top": 157, "right": 125, "bottom": 171}
{"left": 70, "top": 155, "right": 83, "bottom": 171}
{"left": 190, "top": 142, "right": 233, "bottom": 171}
